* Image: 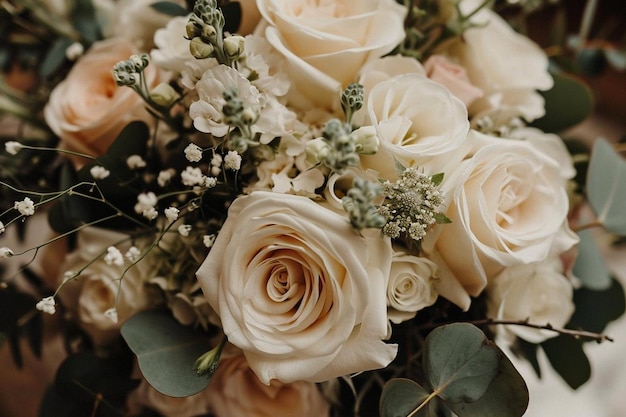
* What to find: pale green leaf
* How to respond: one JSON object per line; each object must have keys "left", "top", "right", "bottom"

{"left": 572, "top": 229, "right": 611, "bottom": 290}
{"left": 121, "top": 310, "right": 211, "bottom": 397}
{"left": 424, "top": 323, "right": 499, "bottom": 403}
{"left": 431, "top": 172, "right": 444, "bottom": 186}
{"left": 150, "top": 1, "right": 189, "bottom": 17}
{"left": 586, "top": 138, "right": 626, "bottom": 235}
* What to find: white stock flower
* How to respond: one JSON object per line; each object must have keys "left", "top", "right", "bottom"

{"left": 90, "top": 165, "right": 111, "bottom": 179}
{"left": 15, "top": 197, "right": 35, "bottom": 216}
{"left": 487, "top": 258, "right": 574, "bottom": 344}
{"left": 387, "top": 249, "right": 439, "bottom": 325}
{"left": 184, "top": 143, "right": 203, "bottom": 162}
{"left": 204, "top": 177, "right": 218, "bottom": 188}
{"left": 256, "top": 0, "right": 407, "bottom": 111}
{"left": 157, "top": 168, "right": 176, "bottom": 187}
{"left": 424, "top": 131, "right": 578, "bottom": 310}
{"left": 150, "top": 15, "right": 193, "bottom": 74}
{"left": 4, "top": 141, "right": 23, "bottom": 155}
{"left": 361, "top": 73, "right": 469, "bottom": 179}
{"left": 196, "top": 191, "right": 397, "bottom": 384}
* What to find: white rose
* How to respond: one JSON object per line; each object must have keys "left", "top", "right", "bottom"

{"left": 425, "top": 131, "right": 578, "bottom": 310}
{"left": 360, "top": 73, "right": 469, "bottom": 180}
{"left": 256, "top": 0, "right": 407, "bottom": 111}
{"left": 43, "top": 38, "right": 161, "bottom": 160}
{"left": 438, "top": 0, "right": 553, "bottom": 121}
{"left": 57, "top": 228, "right": 151, "bottom": 347}
{"left": 487, "top": 258, "right": 575, "bottom": 344}
{"left": 424, "top": 54, "right": 483, "bottom": 107}
{"left": 206, "top": 354, "right": 330, "bottom": 417}
{"left": 196, "top": 191, "right": 397, "bottom": 384}
{"left": 387, "top": 249, "right": 438, "bottom": 324}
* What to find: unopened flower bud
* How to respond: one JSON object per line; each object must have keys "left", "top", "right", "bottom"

{"left": 202, "top": 24, "right": 218, "bottom": 42}
{"left": 190, "top": 37, "right": 214, "bottom": 59}
{"left": 223, "top": 35, "right": 245, "bottom": 59}
{"left": 352, "top": 126, "right": 379, "bottom": 155}
{"left": 305, "top": 138, "right": 332, "bottom": 165}
{"left": 186, "top": 21, "right": 201, "bottom": 39}
{"left": 150, "top": 83, "right": 180, "bottom": 107}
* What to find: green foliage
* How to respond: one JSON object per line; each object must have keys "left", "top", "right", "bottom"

{"left": 150, "top": 1, "right": 190, "bottom": 16}
{"left": 531, "top": 72, "right": 593, "bottom": 133}
{"left": 541, "top": 335, "right": 590, "bottom": 390}
{"left": 570, "top": 277, "right": 625, "bottom": 334}
{"left": 39, "top": 38, "right": 74, "bottom": 79}
{"left": 121, "top": 310, "right": 212, "bottom": 397}
{"left": 221, "top": 1, "right": 243, "bottom": 34}
{"left": 573, "top": 229, "right": 612, "bottom": 290}
{"left": 71, "top": 0, "right": 102, "bottom": 44}
{"left": 0, "top": 284, "right": 42, "bottom": 368}
{"left": 39, "top": 352, "right": 138, "bottom": 417}
{"left": 586, "top": 138, "right": 626, "bottom": 235}
{"left": 380, "top": 323, "right": 528, "bottom": 417}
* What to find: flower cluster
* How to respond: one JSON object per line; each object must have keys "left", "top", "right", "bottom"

{"left": 1, "top": 1, "right": 624, "bottom": 417}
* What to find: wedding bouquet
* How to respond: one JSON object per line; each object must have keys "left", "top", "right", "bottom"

{"left": 1, "top": 0, "right": 625, "bottom": 416}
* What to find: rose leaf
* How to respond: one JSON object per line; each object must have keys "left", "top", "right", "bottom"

{"left": 423, "top": 323, "right": 499, "bottom": 404}
{"left": 586, "top": 138, "right": 626, "bottom": 235}
{"left": 121, "top": 310, "right": 211, "bottom": 397}
{"left": 150, "top": 1, "right": 189, "bottom": 17}
{"left": 540, "top": 335, "right": 591, "bottom": 389}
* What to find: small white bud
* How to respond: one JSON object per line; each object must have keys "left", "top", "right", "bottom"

{"left": 125, "top": 246, "right": 141, "bottom": 262}
{"left": 104, "top": 308, "right": 118, "bottom": 323}
{"left": 184, "top": 143, "right": 203, "bottom": 162}
{"left": 36, "top": 296, "right": 56, "bottom": 315}
{"left": 305, "top": 138, "right": 332, "bottom": 165}
{"left": 157, "top": 169, "right": 176, "bottom": 187}
{"left": 204, "top": 176, "right": 217, "bottom": 188}
{"left": 223, "top": 35, "right": 245, "bottom": 59}
{"left": 0, "top": 221, "right": 5, "bottom": 234}
{"left": 65, "top": 42, "right": 84, "bottom": 61}
{"left": 14, "top": 197, "right": 35, "bottom": 216}
{"left": 150, "top": 83, "right": 180, "bottom": 107}
{"left": 90, "top": 165, "right": 111, "bottom": 180}
{"left": 5, "top": 141, "right": 23, "bottom": 155}
{"left": 352, "top": 126, "right": 379, "bottom": 155}
{"left": 0, "top": 247, "right": 14, "bottom": 258}
{"left": 203, "top": 234, "right": 216, "bottom": 248}
{"left": 104, "top": 246, "right": 124, "bottom": 266}
{"left": 126, "top": 155, "right": 147, "bottom": 169}
{"left": 143, "top": 207, "right": 158, "bottom": 220}
{"left": 190, "top": 37, "right": 214, "bottom": 59}
{"left": 165, "top": 207, "right": 180, "bottom": 222}
{"left": 178, "top": 224, "right": 192, "bottom": 237}
{"left": 224, "top": 150, "right": 242, "bottom": 170}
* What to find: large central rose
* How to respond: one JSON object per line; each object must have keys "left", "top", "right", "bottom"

{"left": 255, "top": 0, "right": 407, "bottom": 110}
{"left": 196, "top": 191, "right": 397, "bottom": 384}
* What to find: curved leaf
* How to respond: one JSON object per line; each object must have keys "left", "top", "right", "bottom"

{"left": 531, "top": 72, "right": 593, "bottom": 133}
{"left": 445, "top": 348, "right": 528, "bottom": 417}
{"left": 423, "top": 323, "right": 499, "bottom": 404}
{"left": 121, "top": 310, "right": 211, "bottom": 397}
{"left": 380, "top": 379, "right": 430, "bottom": 417}
{"left": 586, "top": 138, "right": 626, "bottom": 235}
{"left": 573, "top": 229, "right": 611, "bottom": 290}
{"left": 541, "top": 335, "right": 590, "bottom": 389}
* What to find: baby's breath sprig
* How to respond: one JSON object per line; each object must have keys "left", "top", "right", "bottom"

{"left": 378, "top": 164, "right": 450, "bottom": 244}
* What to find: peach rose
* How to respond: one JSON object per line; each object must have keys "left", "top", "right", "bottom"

{"left": 424, "top": 54, "right": 483, "bottom": 107}
{"left": 207, "top": 354, "right": 330, "bottom": 417}
{"left": 44, "top": 37, "right": 160, "bottom": 159}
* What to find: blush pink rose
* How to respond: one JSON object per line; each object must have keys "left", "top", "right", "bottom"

{"left": 424, "top": 54, "right": 483, "bottom": 107}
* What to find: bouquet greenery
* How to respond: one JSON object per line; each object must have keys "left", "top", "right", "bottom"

{"left": 1, "top": 1, "right": 625, "bottom": 416}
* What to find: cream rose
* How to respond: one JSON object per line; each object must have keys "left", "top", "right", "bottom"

{"left": 196, "top": 191, "right": 397, "bottom": 384}
{"left": 487, "top": 258, "right": 575, "bottom": 343}
{"left": 360, "top": 73, "right": 469, "bottom": 180}
{"left": 438, "top": 0, "right": 553, "bottom": 122}
{"left": 44, "top": 38, "right": 160, "bottom": 159}
{"left": 57, "top": 228, "right": 151, "bottom": 347}
{"left": 256, "top": 0, "right": 407, "bottom": 111}
{"left": 207, "top": 354, "right": 330, "bottom": 417}
{"left": 387, "top": 248, "right": 438, "bottom": 324}
{"left": 424, "top": 131, "right": 578, "bottom": 310}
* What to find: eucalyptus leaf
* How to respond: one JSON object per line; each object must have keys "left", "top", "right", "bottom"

{"left": 541, "top": 335, "right": 590, "bottom": 389}
{"left": 531, "top": 72, "right": 593, "bottom": 133}
{"left": 121, "top": 310, "right": 211, "bottom": 397}
{"left": 572, "top": 229, "right": 611, "bottom": 289}
{"left": 379, "top": 379, "right": 430, "bottom": 417}
{"left": 423, "top": 323, "right": 499, "bottom": 404}
{"left": 39, "top": 38, "right": 73, "bottom": 79}
{"left": 150, "top": 1, "right": 189, "bottom": 17}
{"left": 71, "top": 0, "right": 102, "bottom": 43}
{"left": 570, "top": 277, "right": 625, "bottom": 334}
{"left": 444, "top": 348, "right": 528, "bottom": 417}
{"left": 586, "top": 138, "right": 626, "bottom": 235}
